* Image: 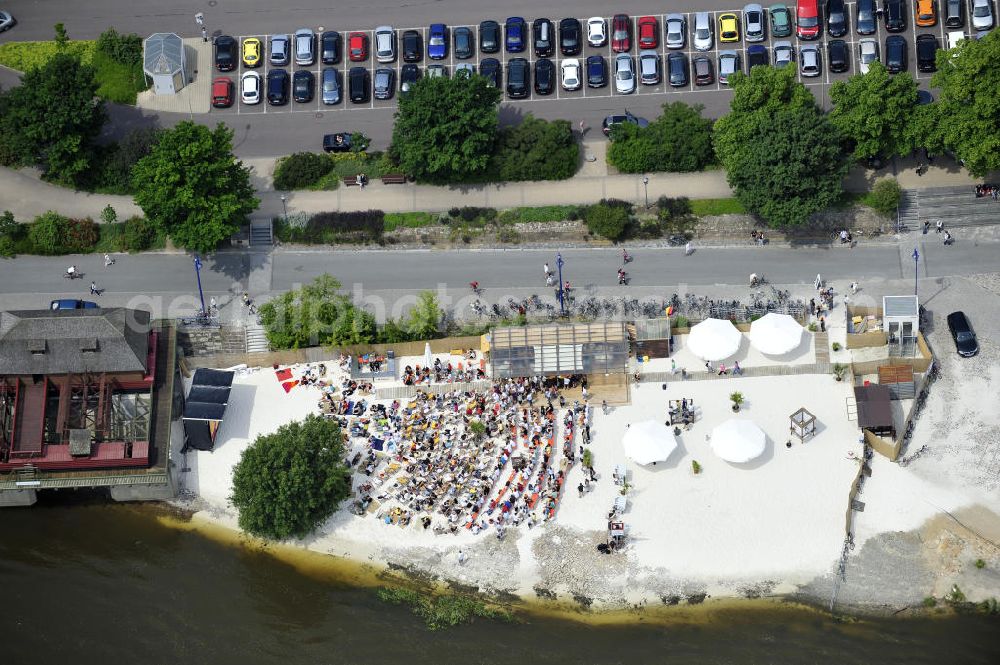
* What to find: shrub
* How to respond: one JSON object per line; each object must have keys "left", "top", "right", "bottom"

{"left": 457, "top": 206, "right": 496, "bottom": 223}
{"left": 384, "top": 212, "right": 435, "bottom": 232}
{"left": 584, "top": 203, "right": 630, "bottom": 241}
{"left": 673, "top": 315, "right": 689, "bottom": 329}
{"left": 975, "top": 558, "right": 986, "bottom": 569}
{"left": 922, "top": 597, "right": 937, "bottom": 607}
{"left": 121, "top": 215, "right": 157, "bottom": 251}
{"left": 27, "top": 211, "right": 71, "bottom": 254}
{"left": 96, "top": 28, "right": 143, "bottom": 66}
{"left": 832, "top": 342, "right": 842, "bottom": 351}
{"left": 64, "top": 217, "right": 99, "bottom": 251}
{"left": 304, "top": 210, "right": 385, "bottom": 243}
{"left": 863, "top": 178, "right": 903, "bottom": 219}
{"left": 101, "top": 204, "right": 117, "bottom": 224}
{"left": 273, "top": 152, "right": 335, "bottom": 190}
{"left": 489, "top": 116, "right": 579, "bottom": 182}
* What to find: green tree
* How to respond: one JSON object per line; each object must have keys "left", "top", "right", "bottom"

{"left": 0, "top": 52, "right": 106, "bottom": 183}
{"left": 54, "top": 23, "right": 69, "bottom": 49}
{"left": 584, "top": 202, "right": 630, "bottom": 241}
{"left": 863, "top": 178, "right": 903, "bottom": 218}
{"left": 930, "top": 30, "right": 1000, "bottom": 176}
{"left": 230, "top": 415, "right": 350, "bottom": 540}
{"left": 27, "top": 211, "right": 71, "bottom": 255}
{"left": 391, "top": 75, "right": 501, "bottom": 183}
{"left": 258, "top": 274, "right": 376, "bottom": 349}
{"left": 607, "top": 102, "right": 715, "bottom": 173}
{"left": 101, "top": 204, "right": 117, "bottom": 224}
{"left": 489, "top": 116, "right": 579, "bottom": 181}
{"left": 131, "top": 121, "right": 258, "bottom": 253}
{"left": 0, "top": 210, "right": 19, "bottom": 258}
{"left": 378, "top": 318, "right": 411, "bottom": 343}
{"left": 829, "top": 63, "right": 919, "bottom": 161}
{"left": 714, "top": 66, "right": 848, "bottom": 227}
{"left": 406, "top": 291, "right": 443, "bottom": 339}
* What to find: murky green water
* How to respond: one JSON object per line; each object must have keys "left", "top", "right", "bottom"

{"left": 0, "top": 497, "right": 997, "bottom": 665}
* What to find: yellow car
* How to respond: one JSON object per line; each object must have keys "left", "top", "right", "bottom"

{"left": 719, "top": 13, "right": 740, "bottom": 43}
{"left": 242, "top": 37, "right": 261, "bottom": 67}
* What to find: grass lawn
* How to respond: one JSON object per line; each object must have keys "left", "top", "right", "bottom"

{"left": 384, "top": 212, "right": 437, "bottom": 232}
{"left": 689, "top": 198, "right": 747, "bottom": 216}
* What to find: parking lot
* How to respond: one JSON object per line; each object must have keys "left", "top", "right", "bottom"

{"left": 207, "top": 3, "right": 994, "bottom": 118}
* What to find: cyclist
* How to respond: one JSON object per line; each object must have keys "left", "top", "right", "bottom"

{"left": 66, "top": 265, "right": 77, "bottom": 278}
{"left": 749, "top": 273, "right": 760, "bottom": 287}
{"left": 617, "top": 268, "right": 627, "bottom": 284}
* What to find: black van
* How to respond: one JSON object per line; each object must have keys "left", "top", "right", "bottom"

{"left": 348, "top": 67, "right": 370, "bottom": 103}
{"left": 506, "top": 57, "right": 529, "bottom": 98}
{"left": 533, "top": 19, "right": 554, "bottom": 57}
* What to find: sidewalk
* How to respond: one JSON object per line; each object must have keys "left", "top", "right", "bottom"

{"left": 0, "top": 166, "right": 143, "bottom": 221}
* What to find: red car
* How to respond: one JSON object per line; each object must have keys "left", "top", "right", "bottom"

{"left": 611, "top": 14, "right": 631, "bottom": 52}
{"left": 795, "top": 0, "right": 821, "bottom": 39}
{"left": 211, "top": 77, "right": 233, "bottom": 108}
{"left": 348, "top": 31, "right": 369, "bottom": 61}
{"left": 637, "top": 16, "right": 658, "bottom": 49}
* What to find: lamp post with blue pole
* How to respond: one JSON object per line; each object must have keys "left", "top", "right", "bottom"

{"left": 912, "top": 248, "right": 919, "bottom": 296}
{"left": 193, "top": 255, "right": 207, "bottom": 317}
{"left": 556, "top": 252, "right": 565, "bottom": 315}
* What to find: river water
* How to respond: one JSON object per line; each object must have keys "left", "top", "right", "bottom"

{"left": 1, "top": 499, "right": 997, "bottom": 665}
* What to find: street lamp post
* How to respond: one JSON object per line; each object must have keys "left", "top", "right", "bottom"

{"left": 642, "top": 175, "right": 649, "bottom": 208}
{"left": 556, "top": 252, "right": 565, "bottom": 315}
{"left": 193, "top": 256, "right": 207, "bottom": 316}
{"left": 912, "top": 248, "right": 919, "bottom": 296}
{"left": 280, "top": 194, "right": 288, "bottom": 222}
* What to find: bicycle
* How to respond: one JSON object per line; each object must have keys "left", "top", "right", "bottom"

{"left": 469, "top": 281, "right": 482, "bottom": 296}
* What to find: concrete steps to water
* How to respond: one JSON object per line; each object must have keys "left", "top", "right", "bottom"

{"left": 898, "top": 186, "right": 1000, "bottom": 229}
{"left": 244, "top": 324, "right": 270, "bottom": 354}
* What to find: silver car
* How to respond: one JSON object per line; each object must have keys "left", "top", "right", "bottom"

{"left": 744, "top": 4, "right": 766, "bottom": 42}
{"left": 454, "top": 63, "right": 475, "bottom": 77}
{"left": 693, "top": 12, "right": 714, "bottom": 51}
{"left": 614, "top": 53, "right": 635, "bottom": 94}
{"left": 0, "top": 10, "right": 15, "bottom": 32}
{"left": 972, "top": 0, "right": 995, "bottom": 30}
{"left": 773, "top": 41, "right": 794, "bottom": 67}
{"left": 639, "top": 50, "right": 660, "bottom": 84}
{"left": 375, "top": 25, "right": 396, "bottom": 62}
{"left": 294, "top": 28, "right": 315, "bottom": 66}
{"left": 799, "top": 44, "right": 820, "bottom": 76}
{"left": 665, "top": 13, "right": 686, "bottom": 49}
{"left": 858, "top": 38, "right": 879, "bottom": 74}
{"left": 270, "top": 34, "right": 290, "bottom": 65}
{"left": 321, "top": 68, "right": 340, "bottom": 104}
{"left": 719, "top": 50, "right": 741, "bottom": 85}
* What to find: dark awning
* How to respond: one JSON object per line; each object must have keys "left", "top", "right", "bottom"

{"left": 854, "top": 384, "right": 892, "bottom": 429}
{"left": 182, "top": 368, "right": 234, "bottom": 422}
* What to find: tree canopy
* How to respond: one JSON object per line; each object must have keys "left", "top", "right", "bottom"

{"left": 930, "top": 30, "right": 1000, "bottom": 176}
{"left": 714, "top": 66, "right": 848, "bottom": 227}
{"left": 131, "top": 121, "right": 258, "bottom": 253}
{"left": 829, "top": 62, "right": 919, "bottom": 162}
{"left": 0, "top": 51, "right": 106, "bottom": 184}
{"left": 406, "top": 291, "right": 444, "bottom": 339}
{"left": 258, "top": 274, "right": 376, "bottom": 349}
{"left": 607, "top": 102, "right": 715, "bottom": 173}
{"left": 230, "top": 415, "right": 350, "bottom": 540}
{"left": 391, "top": 75, "right": 501, "bottom": 183}
{"left": 488, "top": 115, "right": 578, "bottom": 181}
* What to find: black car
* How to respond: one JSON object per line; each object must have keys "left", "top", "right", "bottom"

{"left": 828, "top": 39, "right": 849, "bottom": 72}
{"left": 215, "top": 35, "right": 237, "bottom": 71}
{"left": 667, "top": 52, "right": 688, "bottom": 87}
{"left": 480, "top": 20, "right": 501, "bottom": 53}
{"left": 533, "top": 18, "right": 555, "bottom": 57}
{"left": 349, "top": 66, "right": 370, "bottom": 103}
{"left": 827, "top": 0, "right": 849, "bottom": 36}
{"left": 321, "top": 31, "right": 342, "bottom": 64}
{"left": 885, "top": 35, "right": 907, "bottom": 72}
{"left": 946, "top": 311, "right": 979, "bottom": 357}
{"left": 586, "top": 55, "right": 607, "bottom": 87}
{"left": 601, "top": 113, "right": 649, "bottom": 136}
{"left": 916, "top": 34, "right": 939, "bottom": 72}
{"left": 559, "top": 18, "right": 582, "bottom": 56}
{"left": 402, "top": 30, "right": 423, "bottom": 62}
{"left": 323, "top": 132, "right": 352, "bottom": 152}
{"left": 534, "top": 58, "right": 555, "bottom": 95}
{"left": 945, "top": 0, "right": 964, "bottom": 27}
{"left": 454, "top": 27, "right": 474, "bottom": 59}
{"left": 480, "top": 58, "right": 501, "bottom": 87}
{"left": 884, "top": 0, "right": 907, "bottom": 31}
{"left": 857, "top": 0, "right": 878, "bottom": 33}
{"left": 266, "top": 69, "right": 289, "bottom": 105}
{"left": 400, "top": 64, "right": 421, "bottom": 93}
{"left": 292, "top": 70, "right": 314, "bottom": 102}
{"left": 506, "top": 57, "right": 529, "bottom": 98}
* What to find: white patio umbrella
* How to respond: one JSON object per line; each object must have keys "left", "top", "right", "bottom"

{"left": 748, "top": 313, "right": 805, "bottom": 355}
{"left": 622, "top": 420, "right": 678, "bottom": 465}
{"left": 686, "top": 318, "right": 742, "bottom": 361}
{"left": 423, "top": 342, "right": 433, "bottom": 368}
{"left": 710, "top": 419, "right": 767, "bottom": 464}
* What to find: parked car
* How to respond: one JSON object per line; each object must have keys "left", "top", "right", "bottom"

{"left": 827, "top": 0, "right": 849, "bottom": 36}
{"left": 454, "top": 26, "right": 474, "bottom": 59}
{"left": 348, "top": 31, "right": 369, "bottom": 61}
{"left": 858, "top": 38, "right": 880, "bottom": 73}
{"left": 945, "top": 0, "right": 965, "bottom": 27}
{"left": 211, "top": 77, "right": 233, "bottom": 107}
{"left": 426, "top": 64, "right": 447, "bottom": 78}
{"left": 241, "top": 71, "right": 262, "bottom": 104}
{"left": 266, "top": 69, "right": 289, "bottom": 105}
{"left": 719, "top": 50, "right": 742, "bottom": 84}
{"left": 667, "top": 52, "right": 689, "bottom": 87}
{"left": 373, "top": 68, "right": 395, "bottom": 99}
{"left": 774, "top": 40, "right": 795, "bottom": 67}
{"left": 916, "top": 0, "right": 938, "bottom": 25}
{"left": 506, "top": 57, "right": 529, "bottom": 97}
{"left": 215, "top": 35, "right": 237, "bottom": 71}
{"left": 534, "top": 58, "right": 555, "bottom": 94}
{"left": 614, "top": 54, "right": 635, "bottom": 93}
{"left": 639, "top": 50, "right": 660, "bottom": 85}
{"left": 770, "top": 4, "right": 794, "bottom": 36}
{"left": 322, "top": 133, "right": 352, "bottom": 153}
{"left": 601, "top": 113, "right": 649, "bottom": 136}
{"left": 321, "top": 68, "right": 341, "bottom": 104}
{"left": 374, "top": 26, "right": 395, "bottom": 63}
{"left": 744, "top": 4, "right": 767, "bottom": 41}
{"left": 50, "top": 299, "right": 98, "bottom": 310}
{"left": 349, "top": 67, "right": 369, "bottom": 103}
{"left": 916, "top": 34, "right": 939, "bottom": 71}
{"left": 972, "top": 0, "right": 995, "bottom": 29}
{"left": 799, "top": 43, "right": 821, "bottom": 76}
{"left": 400, "top": 63, "right": 421, "bottom": 93}
{"left": 828, "top": 39, "right": 849, "bottom": 72}
{"left": 665, "top": 14, "right": 686, "bottom": 49}
{"left": 505, "top": 17, "right": 527, "bottom": 52}
{"left": 0, "top": 10, "right": 16, "bottom": 32}
{"left": 292, "top": 70, "right": 314, "bottom": 103}
{"left": 321, "top": 31, "right": 342, "bottom": 64}
{"left": 638, "top": 16, "right": 659, "bottom": 49}
{"left": 611, "top": 14, "right": 632, "bottom": 52}
{"left": 693, "top": 12, "right": 714, "bottom": 50}
{"left": 561, "top": 58, "right": 581, "bottom": 90}
{"left": 885, "top": 34, "right": 908, "bottom": 72}
{"left": 587, "top": 17, "right": 607, "bottom": 46}
{"left": 946, "top": 311, "right": 979, "bottom": 357}
{"left": 719, "top": 13, "right": 741, "bottom": 42}
{"left": 587, "top": 55, "right": 607, "bottom": 87}
{"left": 480, "top": 58, "right": 501, "bottom": 87}
{"left": 885, "top": 0, "right": 907, "bottom": 31}
{"left": 559, "top": 17, "right": 582, "bottom": 55}
{"left": 401, "top": 30, "right": 422, "bottom": 62}
{"left": 747, "top": 44, "right": 769, "bottom": 68}
{"left": 797, "top": 0, "right": 821, "bottom": 38}
{"left": 857, "top": 0, "right": 879, "bottom": 33}
{"left": 533, "top": 18, "right": 555, "bottom": 57}
{"left": 480, "top": 20, "right": 501, "bottom": 53}
{"left": 454, "top": 63, "right": 475, "bottom": 78}
{"left": 428, "top": 24, "right": 447, "bottom": 59}
{"left": 269, "top": 34, "right": 290, "bottom": 65}
{"left": 242, "top": 37, "right": 261, "bottom": 67}
{"left": 693, "top": 55, "right": 715, "bottom": 85}
{"left": 295, "top": 28, "right": 316, "bottom": 66}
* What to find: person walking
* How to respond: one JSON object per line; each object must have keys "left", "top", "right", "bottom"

{"left": 684, "top": 241, "right": 693, "bottom": 256}
{"left": 458, "top": 549, "right": 466, "bottom": 565}
{"left": 89, "top": 281, "right": 100, "bottom": 295}
{"left": 850, "top": 281, "right": 858, "bottom": 294}
{"left": 943, "top": 230, "right": 953, "bottom": 245}
{"left": 104, "top": 253, "right": 114, "bottom": 267}
{"left": 577, "top": 482, "right": 585, "bottom": 498}
{"left": 733, "top": 361, "right": 743, "bottom": 376}
{"left": 544, "top": 262, "right": 551, "bottom": 277}
{"left": 815, "top": 274, "right": 823, "bottom": 290}
{"left": 820, "top": 316, "right": 826, "bottom": 333}
{"left": 936, "top": 219, "right": 944, "bottom": 233}
{"left": 602, "top": 399, "right": 608, "bottom": 414}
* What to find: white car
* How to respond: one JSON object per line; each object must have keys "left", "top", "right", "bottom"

{"left": 241, "top": 71, "right": 261, "bottom": 104}
{"left": 743, "top": 4, "right": 766, "bottom": 42}
{"left": 587, "top": 17, "right": 607, "bottom": 46}
{"left": 799, "top": 44, "right": 820, "bottom": 76}
{"left": 560, "top": 58, "right": 581, "bottom": 90}
{"left": 858, "top": 38, "right": 879, "bottom": 74}
{"left": 773, "top": 41, "right": 794, "bottom": 68}
{"left": 375, "top": 25, "right": 395, "bottom": 62}
{"left": 693, "top": 12, "right": 713, "bottom": 51}
{"left": 665, "top": 13, "right": 686, "bottom": 49}
{"left": 972, "top": 0, "right": 995, "bottom": 30}
{"left": 614, "top": 53, "right": 635, "bottom": 94}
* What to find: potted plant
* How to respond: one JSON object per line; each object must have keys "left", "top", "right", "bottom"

{"left": 831, "top": 342, "right": 842, "bottom": 351}
{"left": 832, "top": 363, "right": 849, "bottom": 382}
{"left": 691, "top": 460, "right": 702, "bottom": 475}
{"left": 729, "top": 391, "right": 744, "bottom": 412}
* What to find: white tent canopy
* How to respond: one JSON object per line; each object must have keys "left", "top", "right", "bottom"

{"left": 748, "top": 313, "right": 805, "bottom": 355}
{"left": 686, "top": 318, "right": 742, "bottom": 361}
{"left": 622, "top": 420, "right": 678, "bottom": 465}
{"left": 710, "top": 419, "right": 767, "bottom": 464}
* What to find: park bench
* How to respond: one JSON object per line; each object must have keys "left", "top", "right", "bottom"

{"left": 381, "top": 173, "right": 407, "bottom": 185}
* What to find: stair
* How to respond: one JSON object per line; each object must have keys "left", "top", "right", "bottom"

{"left": 898, "top": 186, "right": 1000, "bottom": 229}
{"left": 814, "top": 332, "right": 830, "bottom": 364}
{"left": 245, "top": 324, "right": 269, "bottom": 354}
{"left": 249, "top": 219, "right": 273, "bottom": 246}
